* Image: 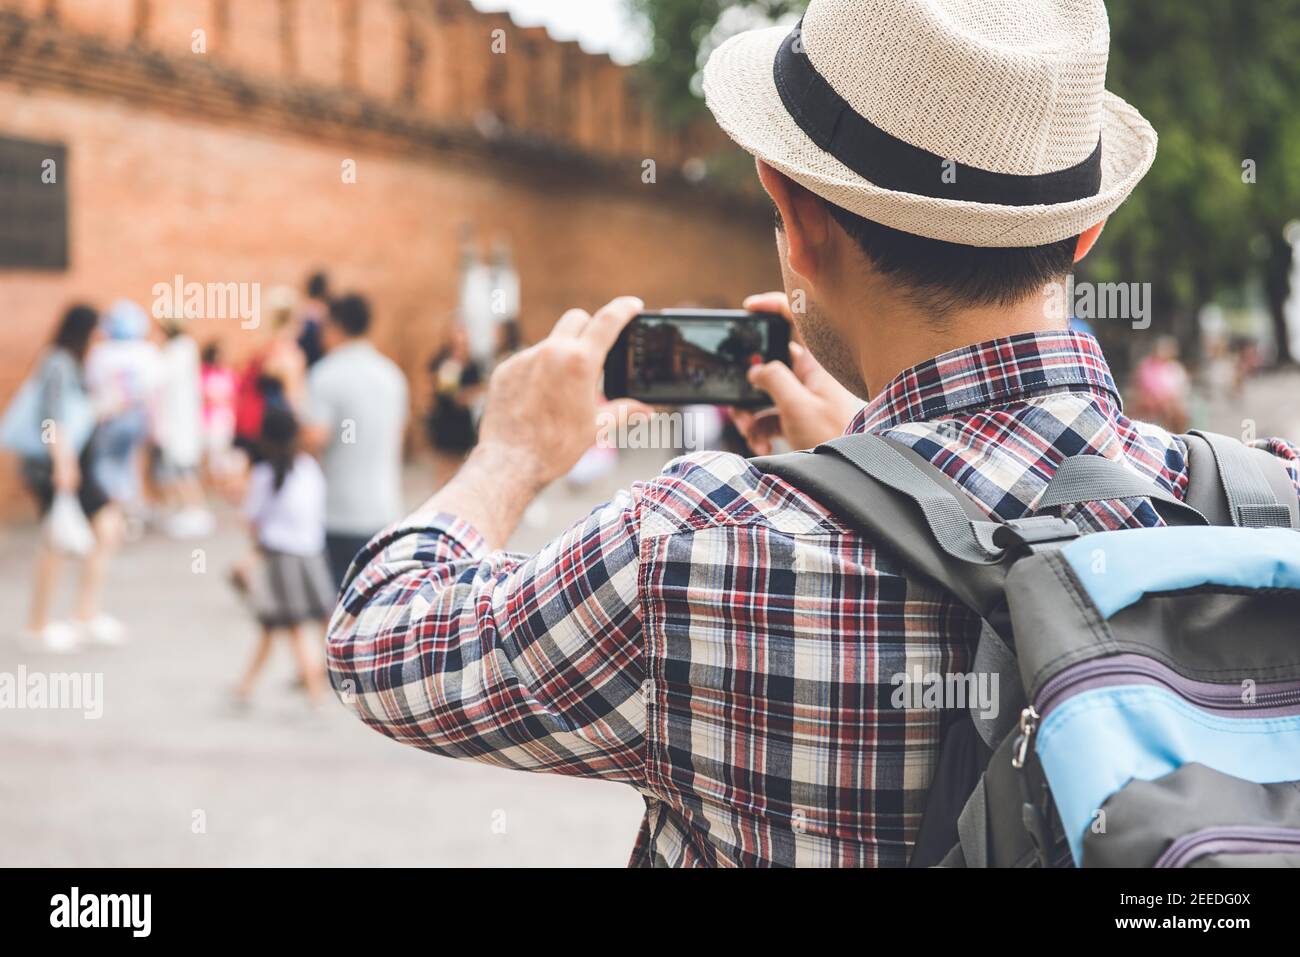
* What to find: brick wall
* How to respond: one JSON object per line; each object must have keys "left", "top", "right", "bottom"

{"left": 32, "top": 0, "right": 728, "bottom": 159}
{"left": 0, "top": 1, "right": 777, "bottom": 520}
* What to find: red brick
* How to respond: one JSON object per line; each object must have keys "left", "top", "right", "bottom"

{"left": 142, "top": 0, "right": 212, "bottom": 58}
{"left": 2, "top": 0, "right": 51, "bottom": 20}
{"left": 293, "top": 0, "right": 345, "bottom": 89}
{"left": 356, "top": 0, "right": 402, "bottom": 102}
{"left": 52, "top": 0, "right": 136, "bottom": 39}
{"left": 220, "top": 0, "right": 284, "bottom": 78}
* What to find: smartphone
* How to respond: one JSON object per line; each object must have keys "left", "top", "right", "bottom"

{"left": 604, "top": 310, "right": 790, "bottom": 408}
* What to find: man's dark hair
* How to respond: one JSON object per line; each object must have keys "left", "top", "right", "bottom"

{"left": 778, "top": 199, "right": 1077, "bottom": 319}
{"left": 52, "top": 304, "right": 99, "bottom": 364}
{"left": 329, "top": 294, "right": 371, "bottom": 338}
{"left": 306, "top": 271, "right": 329, "bottom": 300}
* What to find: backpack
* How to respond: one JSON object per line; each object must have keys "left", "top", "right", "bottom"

{"left": 0, "top": 352, "right": 95, "bottom": 459}
{"left": 233, "top": 355, "right": 268, "bottom": 443}
{"left": 755, "top": 429, "right": 1300, "bottom": 867}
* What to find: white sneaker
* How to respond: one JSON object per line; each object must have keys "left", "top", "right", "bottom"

{"left": 26, "top": 622, "right": 80, "bottom": 654}
{"left": 77, "top": 615, "right": 126, "bottom": 647}
{"left": 166, "top": 508, "right": 215, "bottom": 539}
{"left": 187, "top": 508, "right": 215, "bottom": 537}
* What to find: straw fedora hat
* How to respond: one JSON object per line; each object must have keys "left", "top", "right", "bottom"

{"left": 703, "top": 0, "right": 1156, "bottom": 248}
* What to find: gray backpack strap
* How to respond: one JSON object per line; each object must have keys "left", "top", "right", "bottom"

{"left": 1185, "top": 430, "right": 1300, "bottom": 529}
{"left": 822, "top": 434, "right": 1005, "bottom": 562}
{"left": 938, "top": 728, "right": 1053, "bottom": 868}
{"left": 753, "top": 433, "right": 1008, "bottom": 618}
{"left": 1036, "top": 454, "right": 1208, "bottom": 526}
{"left": 969, "top": 619, "right": 1025, "bottom": 747}
{"left": 954, "top": 777, "right": 989, "bottom": 869}
{"left": 1180, "top": 432, "right": 1233, "bottom": 526}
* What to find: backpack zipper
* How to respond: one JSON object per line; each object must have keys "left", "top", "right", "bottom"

{"left": 1011, "top": 705, "right": 1038, "bottom": 770}
{"left": 1154, "top": 826, "right": 1300, "bottom": 867}
{"left": 1034, "top": 653, "right": 1300, "bottom": 721}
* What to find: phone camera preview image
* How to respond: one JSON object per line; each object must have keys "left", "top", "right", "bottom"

{"left": 626, "top": 315, "right": 769, "bottom": 405}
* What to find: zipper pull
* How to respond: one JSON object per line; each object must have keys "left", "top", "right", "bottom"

{"left": 1012, "top": 705, "right": 1053, "bottom": 866}
{"left": 1011, "top": 705, "right": 1039, "bottom": 769}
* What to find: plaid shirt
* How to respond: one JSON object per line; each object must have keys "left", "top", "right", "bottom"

{"left": 326, "top": 330, "right": 1300, "bottom": 867}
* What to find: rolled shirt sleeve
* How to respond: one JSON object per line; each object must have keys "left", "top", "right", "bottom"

{"left": 325, "top": 488, "right": 648, "bottom": 784}
{"left": 1252, "top": 435, "right": 1300, "bottom": 502}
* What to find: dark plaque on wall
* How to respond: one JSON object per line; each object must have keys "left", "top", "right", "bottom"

{"left": 0, "top": 135, "right": 69, "bottom": 270}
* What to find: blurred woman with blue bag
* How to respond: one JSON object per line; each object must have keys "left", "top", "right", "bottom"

{"left": 0, "top": 304, "right": 125, "bottom": 652}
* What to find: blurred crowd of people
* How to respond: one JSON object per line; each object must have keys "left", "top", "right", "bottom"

{"left": 2, "top": 272, "right": 421, "bottom": 710}
{"left": 1125, "top": 331, "right": 1271, "bottom": 434}
{"left": 0, "top": 266, "right": 580, "bottom": 709}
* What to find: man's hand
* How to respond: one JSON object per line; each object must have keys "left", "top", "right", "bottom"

{"left": 732, "top": 292, "right": 864, "bottom": 453}
{"left": 477, "top": 296, "right": 644, "bottom": 490}
{"left": 413, "top": 296, "right": 644, "bottom": 549}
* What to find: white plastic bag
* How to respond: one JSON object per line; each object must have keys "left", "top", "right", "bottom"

{"left": 45, "top": 492, "right": 96, "bottom": 557}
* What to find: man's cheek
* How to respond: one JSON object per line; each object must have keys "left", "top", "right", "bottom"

{"left": 802, "top": 317, "right": 868, "bottom": 400}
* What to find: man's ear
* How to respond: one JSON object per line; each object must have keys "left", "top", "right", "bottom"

{"left": 757, "top": 159, "right": 831, "bottom": 283}
{"left": 1074, "top": 220, "right": 1106, "bottom": 263}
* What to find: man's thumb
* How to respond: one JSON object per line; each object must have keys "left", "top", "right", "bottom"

{"left": 748, "top": 360, "right": 804, "bottom": 406}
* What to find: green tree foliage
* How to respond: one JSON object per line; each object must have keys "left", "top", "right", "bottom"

{"left": 633, "top": 0, "right": 1300, "bottom": 362}
{"left": 1104, "top": 1, "right": 1300, "bottom": 362}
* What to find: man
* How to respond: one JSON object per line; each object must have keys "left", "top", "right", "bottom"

{"left": 303, "top": 294, "right": 408, "bottom": 588}
{"left": 326, "top": 0, "right": 1300, "bottom": 866}
{"left": 297, "top": 271, "right": 330, "bottom": 368}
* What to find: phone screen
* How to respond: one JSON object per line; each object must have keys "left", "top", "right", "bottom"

{"left": 611, "top": 312, "right": 785, "bottom": 406}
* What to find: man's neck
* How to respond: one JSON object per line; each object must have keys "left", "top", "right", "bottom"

{"left": 855, "top": 290, "right": 1069, "bottom": 398}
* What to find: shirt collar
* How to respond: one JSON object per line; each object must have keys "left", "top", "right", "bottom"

{"left": 330, "top": 338, "right": 373, "bottom": 357}
{"left": 848, "top": 330, "right": 1122, "bottom": 435}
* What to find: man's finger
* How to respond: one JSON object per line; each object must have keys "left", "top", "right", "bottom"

{"left": 604, "top": 397, "right": 655, "bottom": 420}
{"left": 789, "top": 341, "right": 821, "bottom": 383}
{"left": 593, "top": 399, "right": 654, "bottom": 449}
{"left": 731, "top": 408, "right": 779, "bottom": 455}
{"left": 551, "top": 308, "right": 591, "bottom": 339}
{"left": 583, "top": 296, "right": 644, "bottom": 352}
{"left": 747, "top": 359, "right": 809, "bottom": 409}
{"left": 743, "top": 291, "right": 793, "bottom": 321}
{"left": 730, "top": 410, "right": 767, "bottom": 455}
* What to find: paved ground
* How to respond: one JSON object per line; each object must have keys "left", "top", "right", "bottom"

{"left": 1197, "top": 367, "right": 1300, "bottom": 442}
{"left": 0, "top": 449, "right": 670, "bottom": 867}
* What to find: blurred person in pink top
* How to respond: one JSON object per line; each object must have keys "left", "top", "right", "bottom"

{"left": 1130, "top": 335, "right": 1190, "bottom": 432}
{"left": 200, "top": 341, "right": 240, "bottom": 486}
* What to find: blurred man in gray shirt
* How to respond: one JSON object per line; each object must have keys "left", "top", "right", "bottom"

{"left": 304, "top": 294, "right": 409, "bottom": 588}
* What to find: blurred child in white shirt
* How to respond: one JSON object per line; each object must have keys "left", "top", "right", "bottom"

{"left": 235, "top": 406, "right": 333, "bottom": 706}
